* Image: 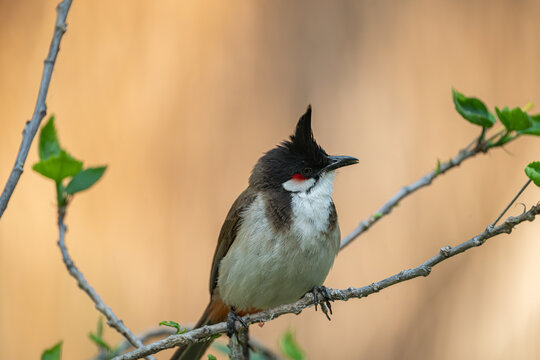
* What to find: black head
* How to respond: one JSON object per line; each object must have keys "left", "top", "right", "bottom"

{"left": 249, "top": 105, "right": 358, "bottom": 191}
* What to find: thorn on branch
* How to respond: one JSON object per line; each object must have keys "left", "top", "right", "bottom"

{"left": 516, "top": 203, "right": 527, "bottom": 214}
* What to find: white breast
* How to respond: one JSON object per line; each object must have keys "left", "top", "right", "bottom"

{"left": 217, "top": 172, "right": 340, "bottom": 310}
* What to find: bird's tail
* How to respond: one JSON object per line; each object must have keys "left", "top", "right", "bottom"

{"left": 170, "top": 297, "right": 230, "bottom": 360}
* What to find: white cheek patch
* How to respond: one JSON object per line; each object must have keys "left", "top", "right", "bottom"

{"left": 282, "top": 177, "right": 316, "bottom": 192}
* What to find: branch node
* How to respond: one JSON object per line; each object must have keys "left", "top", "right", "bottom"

{"left": 421, "top": 266, "right": 431, "bottom": 276}
{"left": 370, "top": 283, "right": 380, "bottom": 292}
{"left": 56, "top": 23, "right": 68, "bottom": 33}
{"left": 22, "top": 120, "right": 31, "bottom": 135}
{"left": 439, "top": 246, "right": 452, "bottom": 257}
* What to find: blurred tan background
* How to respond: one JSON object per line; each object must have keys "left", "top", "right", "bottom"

{"left": 2, "top": 0, "right": 540, "bottom": 359}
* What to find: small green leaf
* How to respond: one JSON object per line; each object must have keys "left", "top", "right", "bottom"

{"left": 39, "top": 116, "right": 61, "bottom": 161}
{"left": 434, "top": 158, "right": 441, "bottom": 175}
{"left": 452, "top": 89, "right": 495, "bottom": 128}
{"left": 41, "top": 341, "right": 62, "bottom": 360}
{"left": 208, "top": 355, "right": 217, "bottom": 360}
{"left": 32, "top": 150, "right": 83, "bottom": 182}
{"left": 525, "top": 162, "right": 540, "bottom": 187}
{"left": 279, "top": 329, "right": 305, "bottom": 360}
{"left": 65, "top": 166, "right": 107, "bottom": 194}
{"left": 159, "top": 320, "right": 186, "bottom": 335}
{"left": 97, "top": 317, "right": 103, "bottom": 338}
{"left": 89, "top": 333, "right": 111, "bottom": 351}
{"left": 518, "top": 114, "right": 540, "bottom": 136}
{"left": 373, "top": 212, "right": 382, "bottom": 219}
{"left": 522, "top": 102, "right": 534, "bottom": 112}
{"left": 495, "top": 106, "right": 531, "bottom": 131}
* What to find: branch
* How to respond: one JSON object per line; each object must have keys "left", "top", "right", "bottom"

{"left": 340, "top": 131, "right": 501, "bottom": 249}
{"left": 0, "top": 0, "right": 73, "bottom": 219}
{"left": 113, "top": 202, "right": 540, "bottom": 360}
{"left": 57, "top": 206, "right": 156, "bottom": 360}
{"left": 92, "top": 327, "right": 282, "bottom": 360}
{"left": 228, "top": 326, "right": 249, "bottom": 360}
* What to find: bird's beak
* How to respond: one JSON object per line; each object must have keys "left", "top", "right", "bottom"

{"left": 324, "top": 155, "right": 359, "bottom": 172}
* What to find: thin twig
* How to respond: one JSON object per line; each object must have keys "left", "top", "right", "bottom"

{"left": 340, "top": 132, "right": 518, "bottom": 249}
{"left": 57, "top": 206, "right": 157, "bottom": 360}
{"left": 491, "top": 179, "right": 532, "bottom": 227}
{"left": 0, "top": 0, "right": 73, "bottom": 219}
{"left": 113, "top": 202, "right": 540, "bottom": 360}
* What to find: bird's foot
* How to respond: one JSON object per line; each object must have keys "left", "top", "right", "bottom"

{"left": 226, "top": 307, "right": 249, "bottom": 338}
{"left": 311, "top": 285, "right": 333, "bottom": 321}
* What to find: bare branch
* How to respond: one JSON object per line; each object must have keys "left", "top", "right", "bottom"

{"left": 113, "top": 202, "right": 540, "bottom": 360}
{"left": 340, "top": 133, "right": 510, "bottom": 249}
{"left": 57, "top": 206, "right": 157, "bottom": 360}
{"left": 0, "top": 0, "right": 73, "bottom": 219}
{"left": 92, "top": 327, "right": 282, "bottom": 360}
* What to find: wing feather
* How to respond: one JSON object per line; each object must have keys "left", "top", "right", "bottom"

{"left": 208, "top": 188, "right": 257, "bottom": 294}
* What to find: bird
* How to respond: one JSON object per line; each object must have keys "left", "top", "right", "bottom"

{"left": 171, "top": 106, "right": 358, "bottom": 360}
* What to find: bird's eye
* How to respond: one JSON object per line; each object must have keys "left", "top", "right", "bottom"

{"left": 302, "top": 167, "right": 313, "bottom": 176}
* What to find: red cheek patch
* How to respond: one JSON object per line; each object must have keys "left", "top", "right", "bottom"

{"left": 292, "top": 173, "right": 306, "bottom": 181}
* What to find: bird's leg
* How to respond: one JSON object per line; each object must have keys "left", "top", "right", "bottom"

{"left": 226, "top": 306, "right": 249, "bottom": 338}
{"left": 311, "top": 285, "right": 333, "bottom": 321}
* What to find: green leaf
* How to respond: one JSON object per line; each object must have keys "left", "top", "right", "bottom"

{"left": 159, "top": 320, "right": 186, "bottom": 335}
{"left": 518, "top": 114, "right": 540, "bottom": 136}
{"left": 495, "top": 106, "right": 531, "bottom": 131}
{"left": 65, "top": 166, "right": 107, "bottom": 194}
{"left": 97, "top": 317, "right": 103, "bottom": 338}
{"left": 32, "top": 150, "right": 83, "bottom": 182}
{"left": 452, "top": 89, "right": 495, "bottom": 128}
{"left": 208, "top": 355, "right": 217, "bottom": 360}
{"left": 279, "top": 329, "right": 305, "bottom": 360}
{"left": 41, "top": 341, "right": 62, "bottom": 360}
{"left": 525, "top": 162, "right": 540, "bottom": 187}
{"left": 512, "top": 107, "right": 528, "bottom": 129}
{"left": 39, "top": 116, "right": 61, "bottom": 160}
{"left": 89, "top": 332, "right": 112, "bottom": 351}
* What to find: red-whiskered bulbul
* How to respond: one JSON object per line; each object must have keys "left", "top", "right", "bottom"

{"left": 171, "top": 106, "right": 358, "bottom": 360}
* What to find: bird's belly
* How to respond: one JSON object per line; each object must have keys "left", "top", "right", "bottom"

{"left": 217, "top": 196, "right": 340, "bottom": 310}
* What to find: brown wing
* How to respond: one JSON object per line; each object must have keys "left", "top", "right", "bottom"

{"left": 208, "top": 187, "right": 257, "bottom": 294}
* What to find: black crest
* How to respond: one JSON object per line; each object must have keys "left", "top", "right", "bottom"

{"left": 249, "top": 105, "right": 330, "bottom": 189}
{"left": 283, "top": 105, "right": 328, "bottom": 165}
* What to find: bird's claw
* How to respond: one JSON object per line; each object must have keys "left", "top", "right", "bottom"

{"left": 312, "top": 285, "right": 333, "bottom": 321}
{"left": 226, "top": 307, "right": 249, "bottom": 338}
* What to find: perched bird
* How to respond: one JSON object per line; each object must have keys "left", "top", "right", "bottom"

{"left": 171, "top": 106, "right": 358, "bottom": 360}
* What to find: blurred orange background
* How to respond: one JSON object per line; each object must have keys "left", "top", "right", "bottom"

{"left": 2, "top": 1, "right": 540, "bottom": 359}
